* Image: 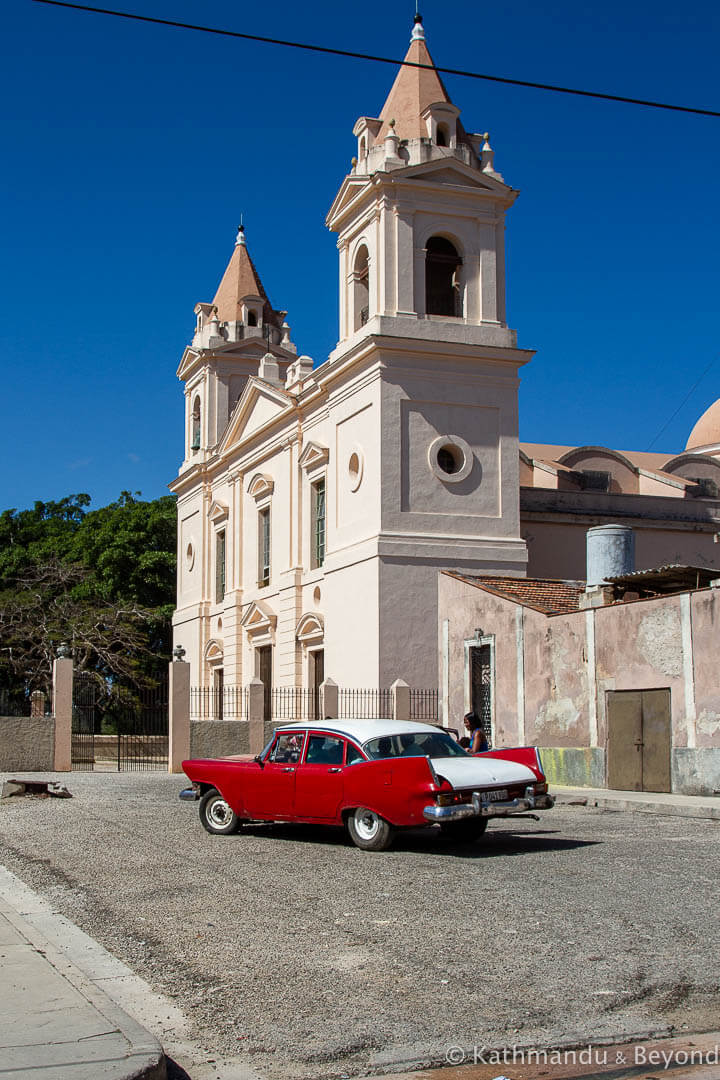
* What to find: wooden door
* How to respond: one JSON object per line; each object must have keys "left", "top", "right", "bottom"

{"left": 257, "top": 646, "right": 272, "bottom": 724}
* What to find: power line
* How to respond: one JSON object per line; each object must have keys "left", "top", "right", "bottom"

{"left": 32, "top": 0, "right": 720, "bottom": 120}
{"left": 646, "top": 357, "right": 717, "bottom": 451}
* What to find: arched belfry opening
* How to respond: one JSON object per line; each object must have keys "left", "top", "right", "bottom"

{"left": 353, "top": 245, "right": 370, "bottom": 330}
{"left": 425, "top": 236, "right": 462, "bottom": 317}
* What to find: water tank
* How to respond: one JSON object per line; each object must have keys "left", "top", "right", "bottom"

{"left": 586, "top": 524, "right": 634, "bottom": 586}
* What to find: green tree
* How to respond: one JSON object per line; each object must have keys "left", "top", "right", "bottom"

{"left": 0, "top": 492, "right": 176, "bottom": 705}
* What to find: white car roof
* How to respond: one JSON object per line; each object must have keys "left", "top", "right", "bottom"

{"left": 273, "top": 718, "right": 446, "bottom": 745}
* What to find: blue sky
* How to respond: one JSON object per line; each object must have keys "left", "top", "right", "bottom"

{"left": 2, "top": 0, "right": 719, "bottom": 511}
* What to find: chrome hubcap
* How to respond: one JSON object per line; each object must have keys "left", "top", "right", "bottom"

{"left": 355, "top": 809, "right": 380, "bottom": 840}
{"left": 208, "top": 797, "right": 232, "bottom": 827}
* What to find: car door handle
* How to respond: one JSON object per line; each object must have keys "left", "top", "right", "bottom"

{"left": 282, "top": 767, "right": 295, "bottom": 773}
{"left": 328, "top": 767, "right": 342, "bottom": 773}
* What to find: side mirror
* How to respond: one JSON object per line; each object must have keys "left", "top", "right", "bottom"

{"left": 254, "top": 754, "right": 264, "bottom": 768}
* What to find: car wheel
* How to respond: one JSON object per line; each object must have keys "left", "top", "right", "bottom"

{"left": 199, "top": 789, "right": 241, "bottom": 835}
{"left": 347, "top": 807, "right": 394, "bottom": 851}
{"left": 441, "top": 817, "right": 488, "bottom": 842}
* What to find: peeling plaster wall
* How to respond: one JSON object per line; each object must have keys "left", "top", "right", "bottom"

{"left": 594, "top": 597, "right": 688, "bottom": 747}
{"left": 690, "top": 590, "right": 720, "bottom": 748}
{"left": 524, "top": 615, "right": 589, "bottom": 747}
{"left": 438, "top": 574, "right": 720, "bottom": 794}
{"left": 438, "top": 574, "right": 521, "bottom": 741}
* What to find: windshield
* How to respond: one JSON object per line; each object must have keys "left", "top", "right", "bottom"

{"left": 363, "top": 730, "right": 468, "bottom": 760}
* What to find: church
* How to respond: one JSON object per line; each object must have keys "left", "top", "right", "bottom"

{"left": 171, "top": 14, "right": 720, "bottom": 707}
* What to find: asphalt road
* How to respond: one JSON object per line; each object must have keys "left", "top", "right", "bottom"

{"left": 0, "top": 771, "right": 718, "bottom": 1079}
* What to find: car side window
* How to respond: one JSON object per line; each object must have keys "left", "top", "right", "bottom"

{"left": 345, "top": 742, "right": 365, "bottom": 765}
{"left": 270, "top": 733, "right": 305, "bottom": 764}
{"left": 305, "top": 735, "right": 344, "bottom": 765}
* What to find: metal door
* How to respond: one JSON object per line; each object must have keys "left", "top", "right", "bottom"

{"left": 116, "top": 677, "right": 169, "bottom": 772}
{"left": 311, "top": 650, "right": 324, "bottom": 720}
{"left": 71, "top": 672, "right": 96, "bottom": 770}
{"left": 607, "top": 689, "right": 671, "bottom": 793}
{"left": 469, "top": 644, "right": 493, "bottom": 747}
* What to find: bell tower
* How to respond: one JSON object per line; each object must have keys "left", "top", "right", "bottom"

{"left": 176, "top": 225, "right": 297, "bottom": 470}
{"left": 327, "top": 14, "right": 518, "bottom": 354}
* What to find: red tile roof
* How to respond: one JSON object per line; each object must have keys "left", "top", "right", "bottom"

{"left": 446, "top": 572, "right": 585, "bottom": 615}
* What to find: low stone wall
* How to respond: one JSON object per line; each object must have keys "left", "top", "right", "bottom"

{"left": 189, "top": 720, "right": 283, "bottom": 761}
{"left": 0, "top": 715, "right": 56, "bottom": 772}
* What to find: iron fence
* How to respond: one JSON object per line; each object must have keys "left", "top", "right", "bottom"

{"left": 409, "top": 688, "right": 440, "bottom": 721}
{"left": 338, "top": 688, "right": 392, "bottom": 719}
{"left": 271, "top": 686, "right": 319, "bottom": 721}
{"left": 190, "top": 685, "right": 248, "bottom": 720}
{"left": 0, "top": 688, "right": 31, "bottom": 717}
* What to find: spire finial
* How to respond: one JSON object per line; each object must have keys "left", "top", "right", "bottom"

{"left": 411, "top": 7, "right": 425, "bottom": 40}
{"left": 235, "top": 219, "right": 246, "bottom": 247}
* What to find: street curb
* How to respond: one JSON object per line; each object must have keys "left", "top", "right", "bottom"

{"left": 0, "top": 866, "right": 167, "bottom": 1080}
{"left": 552, "top": 787, "right": 720, "bottom": 821}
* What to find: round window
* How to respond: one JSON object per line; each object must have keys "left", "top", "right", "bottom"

{"left": 348, "top": 447, "right": 364, "bottom": 491}
{"left": 428, "top": 436, "right": 473, "bottom": 483}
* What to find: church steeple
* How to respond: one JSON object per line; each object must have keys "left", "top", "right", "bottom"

{"left": 326, "top": 15, "right": 519, "bottom": 352}
{"left": 177, "top": 224, "right": 297, "bottom": 467}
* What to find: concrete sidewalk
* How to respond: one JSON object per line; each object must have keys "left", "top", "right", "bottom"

{"left": 0, "top": 867, "right": 166, "bottom": 1080}
{"left": 553, "top": 785, "right": 720, "bottom": 820}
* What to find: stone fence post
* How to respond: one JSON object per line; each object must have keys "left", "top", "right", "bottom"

{"left": 168, "top": 659, "right": 190, "bottom": 773}
{"left": 52, "top": 657, "right": 73, "bottom": 772}
{"left": 391, "top": 678, "right": 410, "bottom": 723}
{"left": 320, "top": 677, "right": 338, "bottom": 720}
{"left": 248, "top": 677, "right": 266, "bottom": 754}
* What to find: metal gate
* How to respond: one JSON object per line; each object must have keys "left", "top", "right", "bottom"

{"left": 470, "top": 643, "right": 493, "bottom": 747}
{"left": 72, "top": 672, "right": 97, "bottom": 770}
{"left": 116, "top": 677, "right": 169, "bottom": 771}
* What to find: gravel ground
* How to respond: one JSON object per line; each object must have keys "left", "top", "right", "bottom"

{"left": 0, "top": 770, "right": 719, "bottom": 1079}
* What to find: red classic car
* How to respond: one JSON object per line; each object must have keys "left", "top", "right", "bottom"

{"left": 180, "top": 719, "right": 555, "bottom": 851}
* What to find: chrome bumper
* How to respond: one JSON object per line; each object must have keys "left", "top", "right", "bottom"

{"left": 423, "top": 787, "right": 555, "bottom": 823}
{"left": 179, "top": 786, "right": 199, "bottom": 801}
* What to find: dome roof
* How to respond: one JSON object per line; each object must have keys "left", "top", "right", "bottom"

{"left": 686, "top": 399, "right": 720, "bottom": 450}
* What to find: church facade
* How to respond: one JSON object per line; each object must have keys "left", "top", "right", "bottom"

{"left": 171, "top": 16, "right": 533, "bottom": 693}
{"left": 171, "top": 16, "right": 720, "bottom": 702}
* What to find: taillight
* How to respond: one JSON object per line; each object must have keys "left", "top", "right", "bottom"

{"left": 534, "top": 782, "right": 547, "bottom": 794}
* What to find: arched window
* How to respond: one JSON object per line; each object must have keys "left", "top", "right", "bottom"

{"left": 359, "top": 136, "right": 367, "bottom": 158}
{"left": 436, "top": 124, "right": 448, "bottom": 147}
{"left": 425, "top": 236, "right": 462, "bottom": 317}
{"left": 247, "top": 310, "right": 258, "bottom": 327}
{"left": 353, "top": 245, "right": 369, "bottom": 331}
{"left": 191, "top": 396, "right": 201, "bottom": 451}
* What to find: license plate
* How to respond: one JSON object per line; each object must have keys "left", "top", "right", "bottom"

{"left": 482, "top": 788, "right": 508, "bottom": 802}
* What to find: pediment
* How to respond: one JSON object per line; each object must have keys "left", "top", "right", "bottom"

{"left": 397, "top": 157, "right": 511, "bottom": 194}
{"left": 241, "top": 600, "right": 277, "bottom": 637}
{"left": 298, "top": 441, "right": 329, "bottom": 471}
{"left": 295, "top": 612, "right": 324, "bottom": 644}
{"left": 208, "top": 499, "right": 229, "bottom": 523}
{"left": 204, "top": 638, "right": 224, "bottom": 664}
{"left": 218, "top": 376, "right": 292, "bottom": 454}
{"left": 177, "top": 346, "right": 201, "bottom": 380}
{"left": 326, "top": 175, "right": 373, "bottom": 228}
{"left": 247, "top": 473, "right": 275, "bottom": 500}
